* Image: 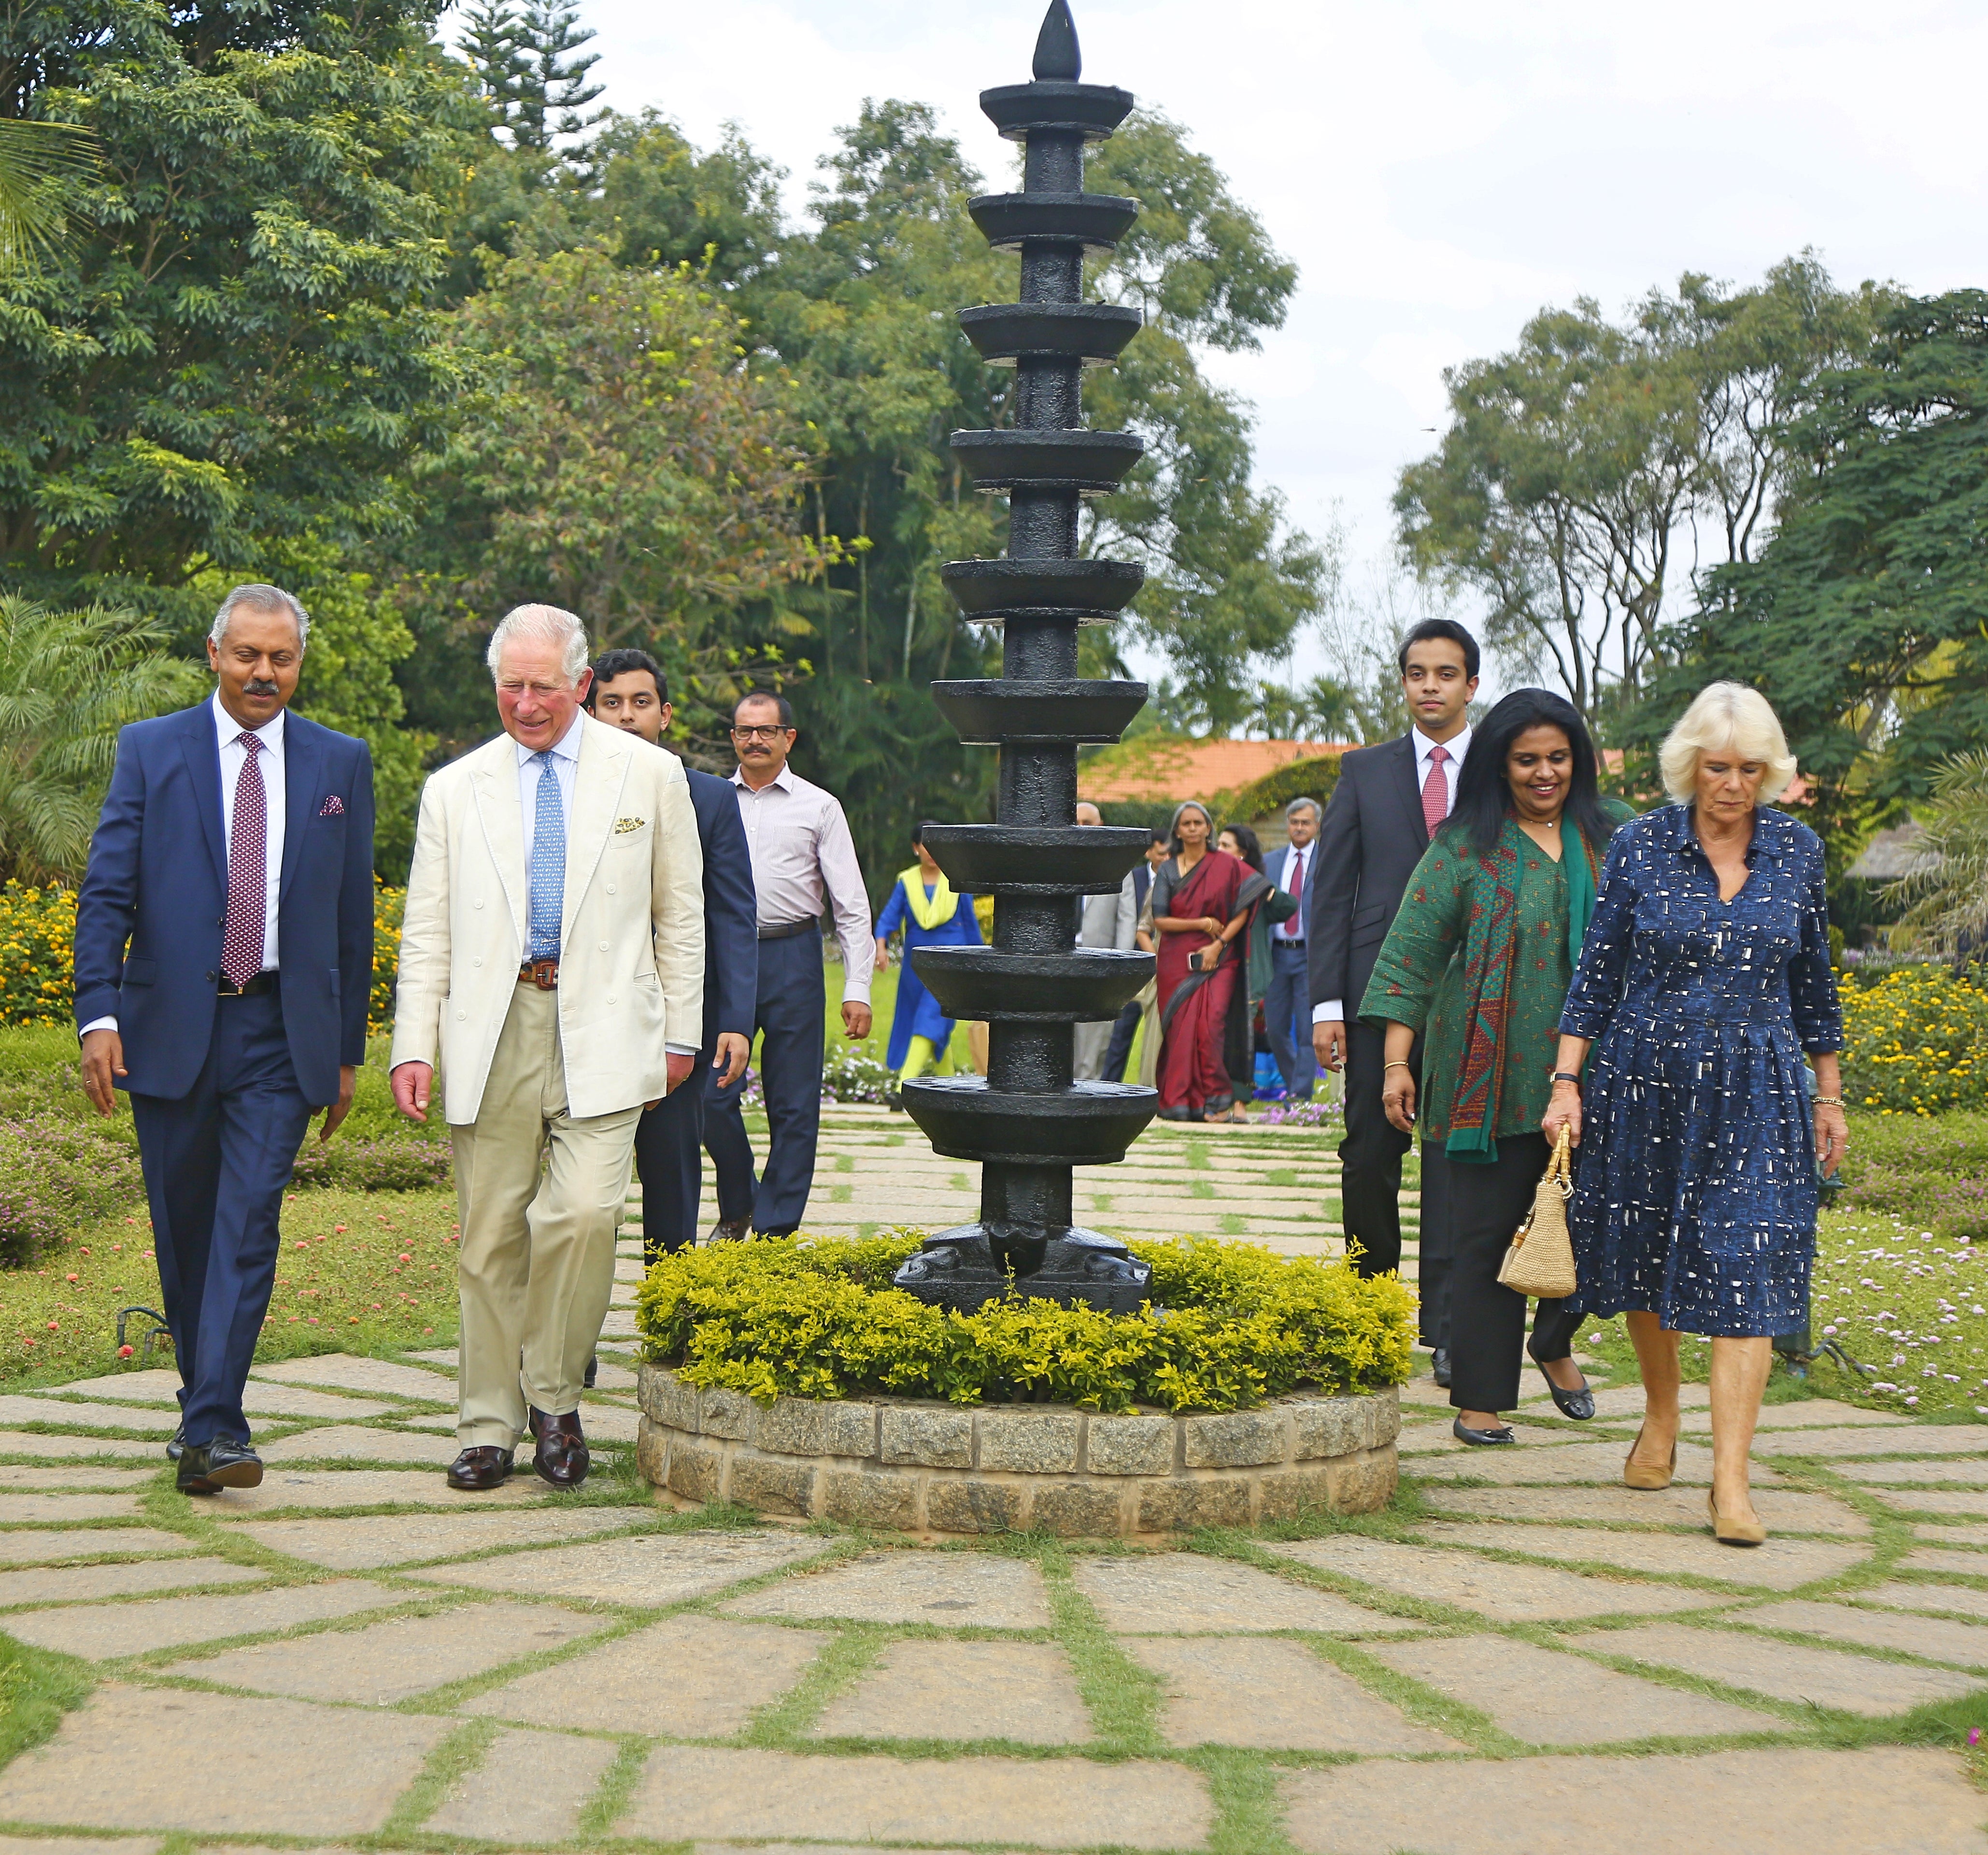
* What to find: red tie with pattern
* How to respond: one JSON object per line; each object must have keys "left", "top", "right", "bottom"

{"left": 221, "top": 733, "right": 267, "bottom": 987}
{"left": 1421, "top": 744, "right": 1450, "bottom": 842}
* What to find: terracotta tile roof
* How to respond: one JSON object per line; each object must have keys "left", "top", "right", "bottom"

{"left": 1078, "top": 738, "right": 1351, "bottom": 804}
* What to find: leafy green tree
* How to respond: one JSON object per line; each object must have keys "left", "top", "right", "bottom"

{"left": 1663, "top": 291, "right": 1988, "bottom": 864}
{"left": 0, "top": 0, "right": 473, "bottom": 608}
{"left": 0, "top": 596, "right": 203, "bottom": 883}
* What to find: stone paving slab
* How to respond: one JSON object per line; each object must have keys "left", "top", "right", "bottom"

{"left": 723, "top": 1549, "right": 1051, "bottom": 1629}
{"left": 410, "top": 1528, "right": 831, "bottom": 1604}
{"left": 1874, "top": 1488, "right": 1988, "bottom": 1517}
{"left": 0, "top": 1430, "right": 159, "bottom": 1460}
{"left": 814, "top": 1639, "right": 1091, "bottom": 1744}
{"left": 1281, "top": 1745, "right": 1988, "bottom": 1855}
{"left": 576, "top": 1401, "right": 640, "bottom": 1442}
{"left": 1844, "top": 1458, "right": 1988, "bottom": 1484}
{"left": 165, "top": 1597, "right": 601, "bottom": 1703}
{"left": 205, "top": 1466, "right": 549, "bottom": 1513}
{"left": 621, "top": 1744, "right": 1211, "bottom": 1849}
{"left": 1073, "top": 1553, "right": 1423, "bottom": 1635}
{"left": 425, "top": 1726, "right": 619, "bottom": 1841}
{"left": 1412, "top": 1520, "right": 1868, "bottom": 1590}
{"left": 1405, "top": 1438, "right": 1785, "bottom": 1487}
{"left": 1514, "top": 1384, "right": 1713, "bottom": 1421}
{"left": 0, "top": 1840, "right": 158, "bottom": 1855}
{"left": 1369, "top": 1632, "right": 1778, "bottom": 1744}
{"left": 0, "top": 1492, "right": 146, "bottom": 1522}
{"left": 237, "top": 1507, "right": 655, "bottom": 1571}
{"left": 1577, "top": 1621, "right": 1984, "bottom": 1716}
{"left": 1679, "top": 1398, "right": 1911, "bottom": 1430}
{"left": 406, "top": 1348, "right": 458, "bottom": 1367}
{"left": 0, "top": 1558, "right": 266, "bottom": 1609}
{"left": 0, "top": 1398, "right": 182, "bottom": 1434}
{"left": 1744, "top": 1599, "right": 1988, "bottom": 1668}
{"left": 466, "top": 1612, "right": 822, "bottom": 1735}
{"left": 1131, "top": 1635, "right": 1460, "bottom": 1751}
{"left": 0, "top": 1464, "right": 155, "bottom": 1490}
{"left": 0, "top": 1527, "right": 197, "bottom": 1566}
{"left": 0, "top": 1684, "right": 451, "bottom": 1837}
{"left": 1, "top": 1579, "right": 409, "bottom": 1660}
{"left": 1907, "top": 1545, "right": 1988, "bottom": 1574}
{"left": 256, "top": 1425, "right": 457, "bottom": 1466}
{"left": 253, "top": 1356, "right": 454, "bottom": 1400}
{"left": 1420, "top": 1484, "right": 1870, "bottom": 1536}
{"left": 40, "top": 1371, "right": 185, "bottom": 1403}
{"left": 1269, "top": 1536, "right": 1729, "bottom": 1623}
{"left": 1857, "top": 1580, "right": 1988, "bottom": 1620}
{"left": 1745, "top": 1425, "right": 1988, "bottom": 1458}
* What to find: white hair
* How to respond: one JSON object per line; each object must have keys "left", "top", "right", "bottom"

{"left": 1285, "top": 796, "right": 1323, "bottom": 822}
{"left": 1659, "top": 682, "right": 1799, "bottom": 804}
{"left": 486, "top": 603, "right": 589, "bottom": 686}
{"left": 210, "top": 584, "right": 308, "bottom": 653}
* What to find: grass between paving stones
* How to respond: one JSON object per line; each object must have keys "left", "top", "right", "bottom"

{"left": 0, "top": 1631, "right": 92, "bottom": 1770}
{"left": 1036, "top": 1540, "right": 1166, "bottom": 1755}
{"left": 382, "top": 1715, "right": 499, "bottom": 1838}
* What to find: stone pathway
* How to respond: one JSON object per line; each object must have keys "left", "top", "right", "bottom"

{"left": 0, "top": 1111, "right": 1979, "bottom": 1852}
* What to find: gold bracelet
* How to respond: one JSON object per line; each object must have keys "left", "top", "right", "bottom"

{"left": 1813, "top": 1095, "right": 1845, "bottom": 1107}
{"left": 1383, "top": 1060, "right": 1412, "bottom": 1074}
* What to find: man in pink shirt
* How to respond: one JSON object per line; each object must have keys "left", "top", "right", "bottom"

{"left": 703, "top": 692, "right": 874, "bottom": 1238}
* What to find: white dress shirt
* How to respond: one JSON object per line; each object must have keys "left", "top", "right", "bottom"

{"left": 730, "top": 765, "right": 876, "bottom": 1003}
{"left": 516, "top": 708, "right": 582, "bottom": 857}
{"left": 81, "top": 692, "right": 287, "bottom": 1038}
{"left": 1314, "top": 723, "right": 1472, "bottom": 1024}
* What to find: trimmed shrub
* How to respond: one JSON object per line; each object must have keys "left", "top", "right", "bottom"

{"left": 636, "top": 1229, "right": 1415, "bottom": 1413}
{"left": 1226, "top": 753, "right": 1344, "bottom": 824}
{"left": 0, "top": 885, "right": 77, "bottom": 1028}
{"left": 0, "top": 1111, "right": 145, "bottom": 1267}
{"left": 1840, "top": 963, "right": 1988, "bottom": 1114}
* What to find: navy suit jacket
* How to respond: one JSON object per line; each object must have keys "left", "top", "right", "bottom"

{"left": 1262, "top": 843, "right": 1313, "bottom": 941}
{"left": 685, "top": 765, "right": 757, "bottom": 1053}
{"left": 73, "top": 700, "right": 376, "bottom": 1107}
{"left": 1306, "top": 736, "right": 1429, "bottom": 1017}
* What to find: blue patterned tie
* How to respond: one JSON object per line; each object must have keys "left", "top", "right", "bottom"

{"left": 528, "top": 751, "right": 565, "bottom": 960}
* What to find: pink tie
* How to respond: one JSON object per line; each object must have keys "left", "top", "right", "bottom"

{"left": 221, "top": 733, "right": 267, "bottom": 986}
{"left": 1421, "top": 744, "right": 1450, "bottom": 842}
{"left": 1284, "top": 848, "right": 1304, "bottom": 936}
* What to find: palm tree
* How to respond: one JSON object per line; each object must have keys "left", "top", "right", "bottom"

{"left": 0, "top": 597, "right": 205, "bottom": 884}
{"left": 1894, "top": 750, "right": 1988, "bottom": 961}
{"left": 0, "top": 119, "right": 99, "bottom": 276}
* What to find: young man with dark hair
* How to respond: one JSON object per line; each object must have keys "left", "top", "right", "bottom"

{"left": 583, "top": 649, "right": 757, "bottom": 1263}
{"left": 1308, "top": 618, "right": 1477, "bottom": 1384}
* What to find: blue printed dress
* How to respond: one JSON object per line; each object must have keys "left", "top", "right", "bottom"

{"left": 875, "top": 877, "right": 983, "bottom": 1069}
{"left": 1557, "top": 804, "right": 1843, "bottom": 1337}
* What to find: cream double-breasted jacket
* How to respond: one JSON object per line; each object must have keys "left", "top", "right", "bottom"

{"left": 390, "top": 713, "right": 705, "bottom": 1124}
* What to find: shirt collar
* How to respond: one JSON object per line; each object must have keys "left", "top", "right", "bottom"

{"left": 1413, "top": 724, "right": 1469, "bottom": 765}
{"left": 732, "top": 763, "right": 795, "bottom": 794}
{"left": 211, "top": 689, "right": 284, "bottom": 752}
{"left": 514, "top": 707, "right": 585, "bottom": 767}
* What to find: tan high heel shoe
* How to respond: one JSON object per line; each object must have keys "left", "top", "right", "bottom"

{"left": 1623, "top": 1426, "right": 1676, "bottom": 1491}
{"left": 1707, "top": 1491, "right": 1767, "bottom": 1547}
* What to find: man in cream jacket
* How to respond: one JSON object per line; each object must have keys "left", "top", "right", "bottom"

{"left": 391, "top": 604, "right": 704, "bottom": 1490}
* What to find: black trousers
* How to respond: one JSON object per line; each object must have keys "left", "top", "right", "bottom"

{"left": 1100, "top": 997, "right": 1143, "bottom": 1084}
{"left": 1436, "top": 1130, "right": 1582, "bottom": 1414}
{"left": 632, "top": 1053, "right": 710, "bottom": 1262}
{"left": 1339, "top": 1019, "right": 1414, "bottom": 1278}
{"left": 704, "top": 928, "right": 825, "bottom": 1235}
{"left": 1415, "top": 1132, "right": 1455, "bottom": 1350}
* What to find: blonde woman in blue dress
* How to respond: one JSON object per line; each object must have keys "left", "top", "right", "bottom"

{"left": 874, "top": 821, "right": 984, "bottom": 1084}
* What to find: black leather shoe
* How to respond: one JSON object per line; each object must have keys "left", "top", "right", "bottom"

{"left": 177, "top": 1438, "right": 262, "bottom": 1495}
{"left": 1431, "top": 1348, "right": 1452, "bottom": 1388}
{"left": 1533, "top": 1359, "right": 1595, "bottom": 1419}
{"left": 446, "top": 1445, "right": 515, "bottom": 1491}
{"left": 583, "top": 1355, "right": 598, "bottom": 1389}
{"left": 528, "top": 1407, "right": 589, "bottom": 1488}
{"left": 1452, "top": 1416, "right": 1515, "bottom": 1446}
{"left": 706, "top": 1218, "right": 750, "bottom": 1243}
{"left": 166, "top": 1424, "right": 185, "bottom": 1463}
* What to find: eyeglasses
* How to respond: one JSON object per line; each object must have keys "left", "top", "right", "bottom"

{"left": 731, "top": 724, "right": 791, "bottom": 741}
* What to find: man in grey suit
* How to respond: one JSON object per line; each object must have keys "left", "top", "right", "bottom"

{"left": 1308, "top": 620, "right": 1477, "bottom": 1382}
{"left": 1072, "top": 801, "right": 1137, "bottom": 1081}
{"left": 1260, "top": 795, "right": 1322, "bottom": 1101}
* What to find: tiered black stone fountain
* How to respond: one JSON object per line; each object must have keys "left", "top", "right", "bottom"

{"left": 893, "top": 0, "right": 1158, "bottom": 1315}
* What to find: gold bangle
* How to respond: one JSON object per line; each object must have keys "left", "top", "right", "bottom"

{"left": 1813, "top": 1095, "right": 1845, "bottom": 1107}
{"left": 1383, "top": 1060, "right": 1412, "bottom": 1074}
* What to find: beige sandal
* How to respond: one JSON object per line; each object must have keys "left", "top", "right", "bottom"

{"left": 1623, "top": 1425, "right": 1676, "bottom": 1491}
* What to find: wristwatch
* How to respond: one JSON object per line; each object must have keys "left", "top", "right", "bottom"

{"left": 1550, "top": 1071, "right": 1582, "bottom": 1086}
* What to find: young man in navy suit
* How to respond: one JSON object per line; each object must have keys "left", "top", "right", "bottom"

{"left": 1260, "top": 795, "right": 1323, "bottom": 1102}
{"left": 74, "top": 585, "right": 375, "bottom": 1494}
{"left": 586, "top": 649, "right": 757, "bottom": 1261}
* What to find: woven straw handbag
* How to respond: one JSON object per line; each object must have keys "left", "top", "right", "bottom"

{"left": 1496, "top": 1124, "right": 1578, "bottom": 1299}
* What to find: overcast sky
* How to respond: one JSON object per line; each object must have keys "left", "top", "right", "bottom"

{"left": 550, "top": 0, "right": 1988, "bottom": 696}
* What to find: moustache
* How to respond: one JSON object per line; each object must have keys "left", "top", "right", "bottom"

{"left": 243, "top": 680, "right": 280, "bottom": 698}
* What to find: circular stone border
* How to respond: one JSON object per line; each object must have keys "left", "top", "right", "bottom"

{"left": 635, "top": 1363, "right": 1399, "bottom": 1538}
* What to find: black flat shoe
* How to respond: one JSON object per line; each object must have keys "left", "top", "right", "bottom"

{"left": 1534, "top": 1360, "right": 1595, "bottom": 1420}
{"left": 1452, "top": 1416, "right": 1515, "bottom": 1446}
{"left": 177, "top": 1438, "right": 262, "bottom": 1495}
{"left": 1431, "top": 1348, "right": 1452, "bottom": 1388}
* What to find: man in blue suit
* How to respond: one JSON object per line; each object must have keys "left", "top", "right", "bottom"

{"left": 1261, "top": 795, "right": 1323, "bottom": 1101}
{"left": 587, "top": 649, "right": 756, "bottom": 1260}
{"left": 75, "top": 585, "right": 375, "bottom": 1495}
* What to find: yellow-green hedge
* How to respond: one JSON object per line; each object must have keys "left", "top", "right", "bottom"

{"left": 1841, "top": 964, "right": 1988, "bottom": 1115}
{"left": 636, "top": 1229, "right": 1414, "bottom": 1413}
{"left": 0, "top": 880, "right": 405, "bottom": 1037}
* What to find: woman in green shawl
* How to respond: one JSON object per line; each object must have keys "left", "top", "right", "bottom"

{"left": 1360, "top": 689, "right": 1633, "bottom": 1446}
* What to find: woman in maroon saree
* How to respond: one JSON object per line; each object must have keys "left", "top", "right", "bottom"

{"left": 1150, "top": 801, "right": 1273, "bottom": 1120}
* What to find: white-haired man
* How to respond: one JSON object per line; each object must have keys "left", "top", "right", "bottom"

{"left": 391, "top": 604, "right": 704, "bottom": 1490}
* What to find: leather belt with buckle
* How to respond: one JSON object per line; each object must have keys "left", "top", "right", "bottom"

{"left": 217, "top": 970, "right": 277, "bottom": 997}
{"left": 757, "top": 919, "right": 821, "bottom": 942}
{"left": 519, "top": 958, "right": 559, "bottom": 990}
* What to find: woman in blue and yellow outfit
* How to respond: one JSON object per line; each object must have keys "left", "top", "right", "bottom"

{"left": 874, "top": 821, "right": 984, "bottom": 1081}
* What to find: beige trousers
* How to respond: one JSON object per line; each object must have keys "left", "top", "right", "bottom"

{"left": 452, "top": 981, "right": 639, "bottom": 1447}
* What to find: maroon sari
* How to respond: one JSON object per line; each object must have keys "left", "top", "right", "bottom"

{"left": 1154, "top": 849, "right": 1252, "bottom": 1113}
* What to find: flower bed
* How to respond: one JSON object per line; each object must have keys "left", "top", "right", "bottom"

{"left": 1840, "top": 963, "right": 1988, "bottom": 1114}
{"left": 636, "top": 1231, "right": 1414, "bottom": 1415}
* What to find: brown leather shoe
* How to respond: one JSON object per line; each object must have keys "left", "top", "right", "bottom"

{"left": 446, "top": 1445, "right": 515, "bottom": 1491}
{"left": 528, "top": 1407, "right": 589, "bottom": 1487}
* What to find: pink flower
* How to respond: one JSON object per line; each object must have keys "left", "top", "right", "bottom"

{"left": 117, "top": 1344, "right": 134, "bottom": 1359}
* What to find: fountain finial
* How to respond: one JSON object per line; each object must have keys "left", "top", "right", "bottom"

{"left": 1032, "top": 0, "right": 1081, "bottom": 81}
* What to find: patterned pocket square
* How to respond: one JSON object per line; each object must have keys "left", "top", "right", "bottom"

{"left": 613, "top": 816, "right": 647, "bottom": 834}
{"left": 319, "top": 795, "right": 345, "bottom": 816}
